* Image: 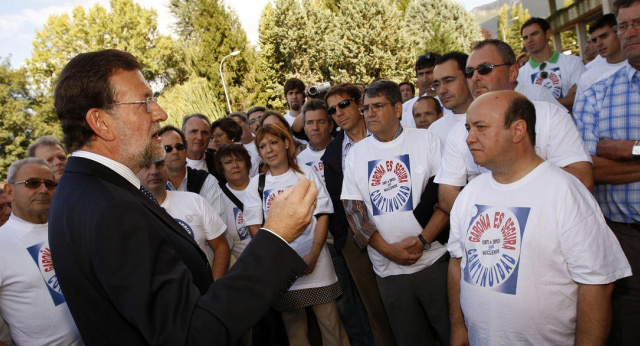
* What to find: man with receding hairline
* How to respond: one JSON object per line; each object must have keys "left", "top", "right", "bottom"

{"left": 448, "top": 91, "right": 630, "bottom": 346}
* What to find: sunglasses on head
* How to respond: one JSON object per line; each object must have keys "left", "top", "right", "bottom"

{"left": 327, "top": 99, "right": 357, "bottom": 115}
{"left": 464, "top": 63, "right": 510, "bottom": 79}
{"left": 539, "top": 62, "right": 548, "bottom": 79}
{"left": 164, "top": 144, "right": 186, "bottom": 153}
{"left": 417, "top": 53, "right": 438, "bottom": 64}
{"left": 13, "top": 178, "right": 58, "bottom": 190}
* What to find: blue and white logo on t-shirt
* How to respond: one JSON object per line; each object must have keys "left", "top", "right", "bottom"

{"left": 367, "top": 154, "right": 413, "bottom": 216}
{"left": 463, "top": 205, "right": 530, "bottom": 295}
{"left": 175, "top": 218, "right": 195, "bottom": 238}
{"left": 530, "top": 67, "right": 563, "bottom": 98}
{"left": 27, "top": 241, "right": 66, "bottom": 306}
{"left": 233, "top": 207, "right": 250, "bottom": 240}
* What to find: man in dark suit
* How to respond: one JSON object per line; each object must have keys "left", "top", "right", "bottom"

{"left": 48, "top": 49, "right": 316, "bottom": 345}
{"left": 322, "top": 83, "right": 396, "bottom": 346}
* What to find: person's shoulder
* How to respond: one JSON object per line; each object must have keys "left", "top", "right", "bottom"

{"left": 406, "top": 127, "right": 439, "bottom": 143}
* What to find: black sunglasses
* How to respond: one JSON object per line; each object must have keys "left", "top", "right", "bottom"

{"left": 417, "top": 53, "right": 438, "bottom": 63}
{"left": 328, "top": 99, "right": 357, "bottom": 115}
{"left": 464, "top": 63, "right": 510, "bottom": 79}
{"left": 539, "top": 62, "right": 548, "bottom": 79}
{"left": 13, "top": 178, "right": 58, "bottom": 190}
{"left": 164, "top": 144, "right": 186, "bottom": 153}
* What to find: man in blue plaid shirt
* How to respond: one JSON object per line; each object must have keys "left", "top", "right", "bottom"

{"left": 573, "top": 1, "right": 640, "bottom": 344}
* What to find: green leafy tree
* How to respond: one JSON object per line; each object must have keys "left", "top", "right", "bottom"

{"left": 497, "top": 3, "right": 531, "bottom": 54}
{"left": 158, "top": 76, "right": 227, "bottom": 127}
{"left": 0, "top": 59, "right": 52, "bottom": 179}
{"left": 404, "top": 0, "right": 483, "bottom": 56}
{"left": 23, "top": 0, "right": 186, "bottom": 156}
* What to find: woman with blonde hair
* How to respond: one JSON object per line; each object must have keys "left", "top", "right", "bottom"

{"left": 243, "top": 124, "right": 349, "bottom": 346}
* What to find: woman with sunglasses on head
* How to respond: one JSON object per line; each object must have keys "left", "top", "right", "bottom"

{"left": 243, "top": 124, "right": 349, "bottom": 346}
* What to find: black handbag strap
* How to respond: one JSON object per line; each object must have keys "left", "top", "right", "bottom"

{"left": 219, "top": 182, "right": 243, "bottom": 211}
{"left": 258, "top": 173, "right": 266, "bottom": 225}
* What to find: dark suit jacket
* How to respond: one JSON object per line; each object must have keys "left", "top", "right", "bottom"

{"left": 49, "top": 157, "right": 306, "bottom": 345}
{"left": 321, "top": 130, "right": 349, "bottom": 251}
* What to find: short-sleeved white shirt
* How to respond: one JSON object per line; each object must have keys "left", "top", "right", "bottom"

{"left": 220, "top": 185, "right": 251, "bottom": 259}
{"left": 341, "top": 128, "right": 447, "bottom": 277}
{"left": 161, "top": 191, "right": 227, "bottom": 263}
{"left": 0, "top": 215, "right": 83, "bottom": 346}
{"left": 297, "top": 147, "right": 326, "bottom": 180}
{"left": 576, "top": 59, "right": 627, "bottom": 96}
{"left": 517, "top": 52, "right": 585, "bottom": 101}
{"left": 435, "top": 101, "right": 591, "bottom": 187}
{"left": 427, "top": 112, "right": 466, "bottom": 148}
{"left": 243, "top": 166, "right": 337, "bottom": 290}
{"left": 448, "top": 162, "right": 631, "bottom": 345}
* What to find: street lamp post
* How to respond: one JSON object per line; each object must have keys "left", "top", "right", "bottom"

{"left": 220, "top": 50, "right": 241, "bottom": 113}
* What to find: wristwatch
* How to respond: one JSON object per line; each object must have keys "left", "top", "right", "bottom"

{"left": 418, "top": 234, "right": 431, "bottom": 251}
{"left": 633, "top": 140, "right": 640, "bottom": 159}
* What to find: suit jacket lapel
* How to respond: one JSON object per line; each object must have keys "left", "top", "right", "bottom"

{"left": 65, "top": 157, "right": 205, "bottom": 251}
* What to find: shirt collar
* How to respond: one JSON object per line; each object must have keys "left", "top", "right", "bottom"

{"left": 529, "top": 50, "right": 560, "bottom": 68}
{"left": 372, "top": 124, "right": 403, "bottom": 142}
{"left": 73, "top": 151, "right": 141, "bottom": 189}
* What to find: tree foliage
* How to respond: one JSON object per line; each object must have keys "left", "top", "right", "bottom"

{"left": 496, "top": 2, "right": 530, "bottom": 54}
{"left": 560, "top": 0, "right": 579, "bottom": 55}
{"left": 158, "top": 75, "right": 227, "bottom": 127}
{"left": 0, "top": 59, "right": 52, "bottom": 179}
{"left": 404, "top": 0, "right": 483, "bottom": 55}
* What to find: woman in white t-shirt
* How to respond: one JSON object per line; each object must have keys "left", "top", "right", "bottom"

{"left": 243, "top": 124, "right": 349, "bottom": 346}
{"left": 215, "top": 143, "right": 252, "bottom": 261}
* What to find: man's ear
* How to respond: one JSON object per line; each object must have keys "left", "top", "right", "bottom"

{"left": 511, "top": 119, "right": 528, "bottom": 144}
{"left": 86, "top": 108, "right": 116, "bottom": 141}
{"left": 4, "top": 184, "right": 14, "bottom": 203}
{"left": 394, "top": 102, "right": 403, "bottom": 120}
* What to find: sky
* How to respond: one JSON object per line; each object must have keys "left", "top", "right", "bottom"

{"left": 0, "top": 0, "right": 495, "bottom": 68}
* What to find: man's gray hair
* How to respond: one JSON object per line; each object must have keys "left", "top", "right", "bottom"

{"left": 302, "top": 99, "right": 332, "bottom": 123}
{"left": 181, "top": 113, "right": 211, "bottom": 131}
{"left": 7, "top": 158, "right": 51, "bottom": 184}
{"left": 27, "top": 136, "right": 65, "bottom": 157}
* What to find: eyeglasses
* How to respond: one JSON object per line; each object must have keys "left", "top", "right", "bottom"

{"left": 613, "top": 18, "right": 640, "bottom": 34}
{"left": 539, "top": 62, "right": 548, "bottom": 79}
{"left": 13, "top": 178, "right": 58, "bottom": 190}
{"left": 0, "top": 202, "right": 10, "bottom": 211}
{"left": 328, "top": 99, "right": 357, "bottom": 115}
{"left": 164, "top": 144, "right": 186, "bottom": 153}
{"left": 111, "top": 96, "right": 158, "bottom": 114}
{"left": 417, "top": 53, "right": 438, "bottom": 64}
{"left": 359, "top": 102, "right": 393, "bottom": 114}
{"left": 464, "top": 63, "right": 510, "bottom": 79}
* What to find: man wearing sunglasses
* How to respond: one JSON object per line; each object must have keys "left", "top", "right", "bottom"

{"left": 321, "top": 84, "right": 396, "bottom": 346}
{"left": 436, "top": 39, "right": 593, "bottom": 221}
{"left": 0, "top": 158, "right": 82, "bottom": 345}
{"left": 517, "top": 17, "right": 585, "bottom": 111}
{"left": 574, "top": 1, "right": 640, "bottom": 343}
{"left": 401, "top": 52, "right": 443, "bottom": 129}
{"left": 158, "top": 125, "right": 226, "bottom": 221}
{"left": 49, "top": 50, "right": 316, "bottom": 345}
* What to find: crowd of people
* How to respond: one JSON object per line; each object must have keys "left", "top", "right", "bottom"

{"left": 1, "top": 1, "right": 640, "bottom": 345}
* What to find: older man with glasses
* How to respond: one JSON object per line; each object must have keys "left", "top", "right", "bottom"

{"left": 0, "top": 158, "right": 82, "bottom": 345}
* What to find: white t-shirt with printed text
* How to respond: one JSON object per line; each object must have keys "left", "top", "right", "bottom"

{"left": 0, "top": 215, "right": 83, "bottom": 346}
{"left": 448, "top": 162, "right": 631, "bottom": 346}
{"left": 243, "top": 165, "right": 337, "bottom": 290}
{"left": 341, "top": 128, "right": 447, "bottom": 277}
{"left": 220, "top": 185, "right": 252, "bottom": 259}
{"left": 516, "top": 52, "right": 585, "bottom": 102}
{"left": 161, "top": 191, "right": 227, "bottom": 263}
{"left": 435, "top": 101, "right": 591, "bottom": 187}
{"left": 296, "top": 147, "right": 326, "bottom": 180}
